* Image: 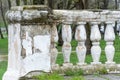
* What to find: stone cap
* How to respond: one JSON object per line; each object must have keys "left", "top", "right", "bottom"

{"left": 53, "top": 10, "right": 120, "bottom": 23}
{"left": 6, "top": 5, "right": 52, "bottom": 23}
{"left": 6, "top": 6, "right": 120, "bottom": 24}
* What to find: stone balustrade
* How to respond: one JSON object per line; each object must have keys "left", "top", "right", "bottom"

{"left": 52, "top": 9, "right": 120, "bottom": 68}
{"left": 52, "top": 10, "right": 120, "bottom": 67}
{"left": 51, "top": 21, "right": 118, "bottom": 68}
{"left": 3, "top": 5, "right": 120, "bottom": 80}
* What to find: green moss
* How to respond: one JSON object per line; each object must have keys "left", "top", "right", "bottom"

{"left": 33, "top": 73, "right": 64, "bottom": 80}
{"left": 11, "top": 5, "right": 48, "bottom": 11}
{"left": 63, "top": 68, "right": 83, "bottom": 76}
{"left": 23, "top": 5, "right": 48, "bottom": 10}
{"left": 70, "top": 76, "right": 85, "bottom": 80}
{"left": 97, "top": 67, "right": 108, "bottom": 74}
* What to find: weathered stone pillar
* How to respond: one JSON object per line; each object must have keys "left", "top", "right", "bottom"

{"left": 90, "top": 22, "right": 101, "bottom": 65}
{"left": 62, "top": 22, "right": 73, "bottom": 67}
{"left": 75, "top": 22, "right": 87, "bottom": 66}
{"left": 51, "top": 23, "right": 59, "bottom": 69}
{"left": 3, "top": 5, "right": 52, "bottom": 80}
{"left": 104, "top": 21, "right": 115, "bottom": 65}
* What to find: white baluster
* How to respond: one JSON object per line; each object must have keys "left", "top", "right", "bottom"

{"left": 51, "top": 23, "right": 59, "bottom": 69}
{"left": 75, "top": 22, "right": 87, "bottom": 66}
{"left": 104, "top": 21, "right": 115, "bottom": 65}
{"left": 62, "top": 22, "right": 73, "bottom": 67}
{"left": 90, "top": 22, "right": 101, "bottom": 65}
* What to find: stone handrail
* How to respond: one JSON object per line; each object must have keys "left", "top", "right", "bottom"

{"left": 53, "top": 10, "right": 120, "bottom": 23}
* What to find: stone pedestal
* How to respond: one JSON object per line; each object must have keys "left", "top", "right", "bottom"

{"left": 3, "top": 5, "right": 52, "bottom": 80}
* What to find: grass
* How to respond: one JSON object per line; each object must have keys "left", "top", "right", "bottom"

{"left": 63, "top": 68, "right": 84, "bottom": 76}
{"left": 32, "top": 72, "right": 85, "bottom": 80}
{"left": 56, "top": 35, "right": 120, "bottom": 65}
{"left": 70, "top": 76, "right": 85, "bottom": 80}
{"left": 0, "top": 61, "right": 7, "bottom": 80}
{"left": 57, "top": 40, "right": 78, "bottom": 52}
{"left": 0, "top": 38, "right": 8, "bottom": 55}
{"left": 33, "top": 73, "right": 85, "bottom": 80}
{"left": 33, "top": 73, "right": 64, "bottom": 80}
{"left": 0, "top": 22, "right": 5, "bottom": 27}
{"left": 56, "top": 51, "right": 120, "bottom": 65}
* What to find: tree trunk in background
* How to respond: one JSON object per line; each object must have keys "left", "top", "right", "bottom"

{"left": 85, "top": 23, "right": 92, "bottom": 54}
{"left": 20, "top": 0, "right": 25, "bottom": 5}
{"left": 71, "top": 0, "right": 88, "bottom": 10}
{"left": 75, "top": 0, "right": 84, "bottom": 9}
{"left": 16, "top": 0, "right": 20, "bottom": 6}
{"left": 0, "top": 28, "right": 4, "bottom": 39}
{"left": 33, "top": 0, "right": 44, "bottom": 5}
{"left": 115, "top": 0, "right": 118, "bottom": 9}
{"left": 44, "top": 0, "right": 48, "bottom": 6}
{"left": 0, "top": 0, "right": 8, "bottom": 34}
{"left": 20, "top": 0, "right": 33, "bottom": 5}
{"left": 8, "top": 0, "right": 11, "bottom": 9}
{"left": 115, "top": 21, "right": 117, "bottom": 35}
{"left": 48, "top": 0, "right": 54, "bottom": 9}
{"left": 63, "top": 0, "right": 69, "bottom": 9}
{"left": 103, "top": 0, "right": 109, "bottom": 9}
{"left": 10, "top": 0, "right": 17, "bottom": 6}
{"left": 27, "top": 0, "right": 33, "bottom": 5}
{"left": 57, "top": 24, "right": 63, "bottom": 46}
{"left": 83, "top": 0, "right": 88, "bottom": 9}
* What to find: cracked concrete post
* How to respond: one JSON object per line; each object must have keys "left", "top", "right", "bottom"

{"left": 3, "top": 5, "right": 52, "bottom": 80}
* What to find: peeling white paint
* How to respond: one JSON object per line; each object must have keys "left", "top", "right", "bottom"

{"left": 22, "top": 35, "right": 51, "bottom": 76}
{"left": 22, "top": 32, "right": 32, "bottom": 56}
